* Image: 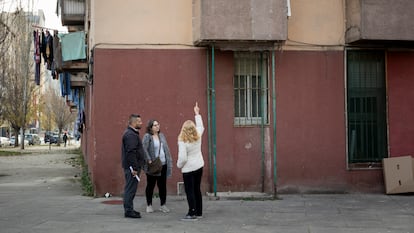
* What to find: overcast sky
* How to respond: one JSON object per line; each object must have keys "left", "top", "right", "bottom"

{"left": 1, "top": 0, "right": 67, "bottom": 31}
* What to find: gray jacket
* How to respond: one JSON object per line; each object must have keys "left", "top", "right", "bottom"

{"left": 142, "top": 132, "right": 173, "bottom": 177}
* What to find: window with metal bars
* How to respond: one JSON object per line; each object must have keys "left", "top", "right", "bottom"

{"left": 346, "top": 50, "right": 388, "bottom": 164}
{"left": 234, "top": 52, "right": 269, "bottom": 126}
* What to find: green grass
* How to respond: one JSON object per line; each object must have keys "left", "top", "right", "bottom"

{"left": 80, "top": 160, "right": 94, "bottom": 197}
{"left": 0, "top": 150, "right": 31, "bottom": 156}
{"left": 66, "top": 148, "right": 94, "bottom": 197}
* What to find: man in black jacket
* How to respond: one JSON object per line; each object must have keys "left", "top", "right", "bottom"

{"left": 122, "top": 114, "right": 145, "bottom": 218}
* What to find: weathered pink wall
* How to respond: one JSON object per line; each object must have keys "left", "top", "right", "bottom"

{"left": 275, "top": 51, "right": 383, "bottom": 193}
{"left": 387, "top": 51, "right": 414, "bottom": 158}
{"left": 212, "top": 50, "right": 272, "bottom": 192}
{"left": 84, "top": 48, "right": 395, "bottom": 196}
{"left": 90, "top": 48, "right": 208, "bottom": 196}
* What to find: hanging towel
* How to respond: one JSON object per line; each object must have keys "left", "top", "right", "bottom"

{"left": 59, "top": 31, "right": 86, "bottom": 62}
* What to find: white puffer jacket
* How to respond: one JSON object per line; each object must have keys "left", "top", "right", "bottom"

{"left": 177, "top": 114, "right": 204, "bottom": 173}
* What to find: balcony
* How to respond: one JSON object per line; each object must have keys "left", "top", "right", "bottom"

{"left": 58, "top": 31, "right": 88, "bottom": 73}
{"left": 62, "top": 60, "right": 88, "bottom": 72}
{"left": 193, "top": 0, "right": 287, "bottom": 49}
{"left": 58, "top": 0, "right": 85, "bottom": 26}
{"left": 70, "top": 72, "right": 88, "bottom": 87}
{"left": 346, "top": 0, "right": 414, "bottom": 45}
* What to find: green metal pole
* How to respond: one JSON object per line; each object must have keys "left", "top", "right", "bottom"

{"left": 260, "top": 53, "right": 265, "bottom": 193}
{"left": 206, "top": 49, "right": 213, "bottom": 193}
{"left": 272, "top": 50, "right": 278, "bottom": 197}
{"left": 211, "top": 46, "right": 217, "bottom": 196}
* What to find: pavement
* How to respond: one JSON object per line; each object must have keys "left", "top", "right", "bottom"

{"left": 0, "top": 145, "right": 413, "bottom": 233}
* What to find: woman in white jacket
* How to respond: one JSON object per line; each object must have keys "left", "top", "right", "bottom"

{"left": 177, "top": 102, "right": 204, "bottom": 221}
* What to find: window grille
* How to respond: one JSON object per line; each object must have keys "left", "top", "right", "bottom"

{"left": 234, "top": 52, "right": 269, "bottom": 126}
{"left": 346, "top": 50, "right": 388, "bottom": 164}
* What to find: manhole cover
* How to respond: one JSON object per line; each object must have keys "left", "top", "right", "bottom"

{"left": 101, "top": 199, "right": 123, "bottom": 205}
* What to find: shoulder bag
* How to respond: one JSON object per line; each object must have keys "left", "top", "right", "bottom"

{"left": 148, "top": 142, "right": 163, "bottom": 174}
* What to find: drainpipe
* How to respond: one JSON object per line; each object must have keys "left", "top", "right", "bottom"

{"left": 260, "top": 53, "right": 265, "bottom": 193}
{"left": 272, "top": 50, "right": 278, "bottom": 197}
{"left": 206, "top": 49, "right": 213, "bottom": 193}
{"left": 211, "top": 46, "right": 217, "bottom": 196}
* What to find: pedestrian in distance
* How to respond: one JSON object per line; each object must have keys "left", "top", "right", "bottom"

{"left": 121, "top": 114, "right": 146, "bottom": 218}
{"left": 63, "top": 133, "right": 68, "bottom": 147}
{"left": 177, "top": 102, "right": 205, "bottom": 221}
{"left": 142, "top": 119, "right": 173, "bottom": 213}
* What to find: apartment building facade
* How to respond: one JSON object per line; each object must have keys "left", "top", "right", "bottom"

{"left": 58, "top": 0, "right": 414, "bottom": 196}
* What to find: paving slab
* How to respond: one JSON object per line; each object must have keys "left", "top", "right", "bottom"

{"left": 0, "top": 147, "right": 413, "bottom": 233}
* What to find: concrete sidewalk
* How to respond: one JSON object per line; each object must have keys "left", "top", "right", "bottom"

{"left": 0, "top": 148, "right": 413, "bottom": 233}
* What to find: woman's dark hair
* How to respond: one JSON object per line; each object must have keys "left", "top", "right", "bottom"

{"left": 146, "top": 119, "right": 160, "bottom": 135}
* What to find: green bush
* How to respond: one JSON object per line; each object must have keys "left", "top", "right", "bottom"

{"left": 80, "top": 156, "right": 94, "bottom": 196}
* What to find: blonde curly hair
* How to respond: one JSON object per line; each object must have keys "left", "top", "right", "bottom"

{"left": 178, "top": 120, "right": 200, "bottom": 143}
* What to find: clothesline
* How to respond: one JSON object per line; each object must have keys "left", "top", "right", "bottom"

{"left": 32, "top": 24, "right": 66, "bottom": 33}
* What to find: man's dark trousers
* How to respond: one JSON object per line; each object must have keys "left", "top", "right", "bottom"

{"left": 123, "top": 168, "right": 139, "bottom": 213}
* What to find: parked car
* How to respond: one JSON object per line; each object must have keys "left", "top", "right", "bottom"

{"left": 9, "top": 136, "right": 29, "bottom": 146}
{"left": 52, "top": 134, "right": 62, "bottom": 144}
{"left": 0, "top": 137, "right": 10, "bottom": 147}
{"left": 44, "top": 133, "right": 60, "bottom": 144}
{"left": 25, "top": 134, "right": 41, "bottom": 145}
{"left": 44, "top": 132, "right": 54, "bottom": 143}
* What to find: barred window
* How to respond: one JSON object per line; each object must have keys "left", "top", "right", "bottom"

{"left": 234, "top": 52, "right": 269, "bottom": 126}
{"left": 346, "top": 50, "right": 388, "bottom": 164}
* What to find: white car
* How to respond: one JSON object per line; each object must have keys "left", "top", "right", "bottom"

{"left": 9, "top": 136, "right": 29, "bottom": 146}
{"left": 0, "top": 137, "right": 10, "bottom": 147}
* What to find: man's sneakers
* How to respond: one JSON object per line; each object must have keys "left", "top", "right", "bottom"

{"left": 146, "top": 205, "right": 154, "bottom": 213}
{"left": 180, "top": 214, "right": 198, "bottom": 221}
{"left": 124, "top": 211, "right": 141, "bottom": 218}
{"left": 159, "top": 205, "right": 170, "bottom": 213}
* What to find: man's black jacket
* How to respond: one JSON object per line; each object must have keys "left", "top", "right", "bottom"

{"left": 121, "top": 126, "right": 145, "bottom": 170}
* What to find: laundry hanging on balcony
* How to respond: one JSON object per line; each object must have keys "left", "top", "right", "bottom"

{"left": 59, "top": 31, "right": 86, "bottom": 62}
{"left": 35, "top": 30, "right": 59, "bottom": 82}
{"left": 52, "top": 32, "right": 62, "bottom": 76}
{"left": 33, "top": 30, "right": 41, "bottom": 85}
{"left": 41, "top": 30, "right": 54, "bottom": 71}
{"left": 60, "top": 72, "right": 71, "bottom": 97}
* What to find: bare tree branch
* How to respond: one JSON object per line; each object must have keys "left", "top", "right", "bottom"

{"left": 0, "top": 7, "right": 36, "bottom": 148}
{"left": 43, "top": 87, "right": 76, "bottom": 146}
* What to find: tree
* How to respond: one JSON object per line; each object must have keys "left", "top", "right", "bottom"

{"left": 40, "top": 95, "right": 54, "bottom": 134}
{"left": 0, "top": 7, "right": 36, "bottom": 148}
{"left": 44, "top": 86, "right": 76, "bottom": 146}
{"left": 0, "top": 7, "right": 15, "bottom": 121}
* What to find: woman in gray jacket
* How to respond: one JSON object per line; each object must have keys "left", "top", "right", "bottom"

{"left": 142, "top": 119, "right": 173, "bottom": 213}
